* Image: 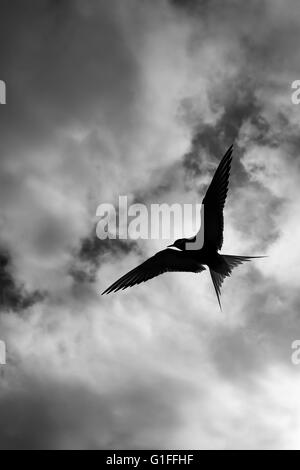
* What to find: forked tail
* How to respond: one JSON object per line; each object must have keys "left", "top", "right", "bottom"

{"left": 209, "top": 255, "right": 266, "bottom": 310}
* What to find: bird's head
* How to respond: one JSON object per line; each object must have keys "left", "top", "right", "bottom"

{"left": 168, "top": 238, "right": 188, "bottom": 251}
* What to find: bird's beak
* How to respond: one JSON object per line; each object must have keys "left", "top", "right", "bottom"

{"left": 168, "top": 244, "right": 174, "bottom": 248}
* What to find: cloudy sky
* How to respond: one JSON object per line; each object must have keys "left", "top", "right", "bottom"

{"left": 1, "top": 0, "right": 300, "bottom": 450}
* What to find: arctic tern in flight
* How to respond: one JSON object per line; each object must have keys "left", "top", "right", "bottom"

{"left": 102, "top": 145, "right": 265, "bottom": 308}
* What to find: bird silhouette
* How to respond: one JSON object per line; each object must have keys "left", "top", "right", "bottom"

{"left": 102, "top": 145, "right": 265, "bottom": 308}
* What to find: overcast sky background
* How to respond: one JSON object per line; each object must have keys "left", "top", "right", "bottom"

{"left": 1, "top": 0, "right": 300, "bottom": 449}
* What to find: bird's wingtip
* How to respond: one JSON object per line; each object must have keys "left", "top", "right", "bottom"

{"left": 101, "top": 289, "right": 110, "bottom": 295}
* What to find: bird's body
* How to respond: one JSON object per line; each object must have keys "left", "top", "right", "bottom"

{"left": 102, "top": 145, "right": 265, "bottom": 308}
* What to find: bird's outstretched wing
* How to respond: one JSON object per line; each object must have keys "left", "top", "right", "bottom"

{"left": 200, "top": 145, "right": 233, "bottom": 251}
{"left": 102, "top": 249, "right": 206, "bottom": 294}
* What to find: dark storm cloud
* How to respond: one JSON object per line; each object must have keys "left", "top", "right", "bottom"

{"left": 70, "top": 233, "right": 138, "bottom": 284}
{"left": 171, "top": 0, "right": 264, "bottom": 16}
{"left": 0, "top": 252, "right": 44, "bottom": 311}
{"left": 0, "top": 370, "right": 187, "bottom": 450}
{"left": 0, "top": 0, "right": 139, "bottom": 155}
{"left": 182, "top": 81, "right": 260, "bottom": 176}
